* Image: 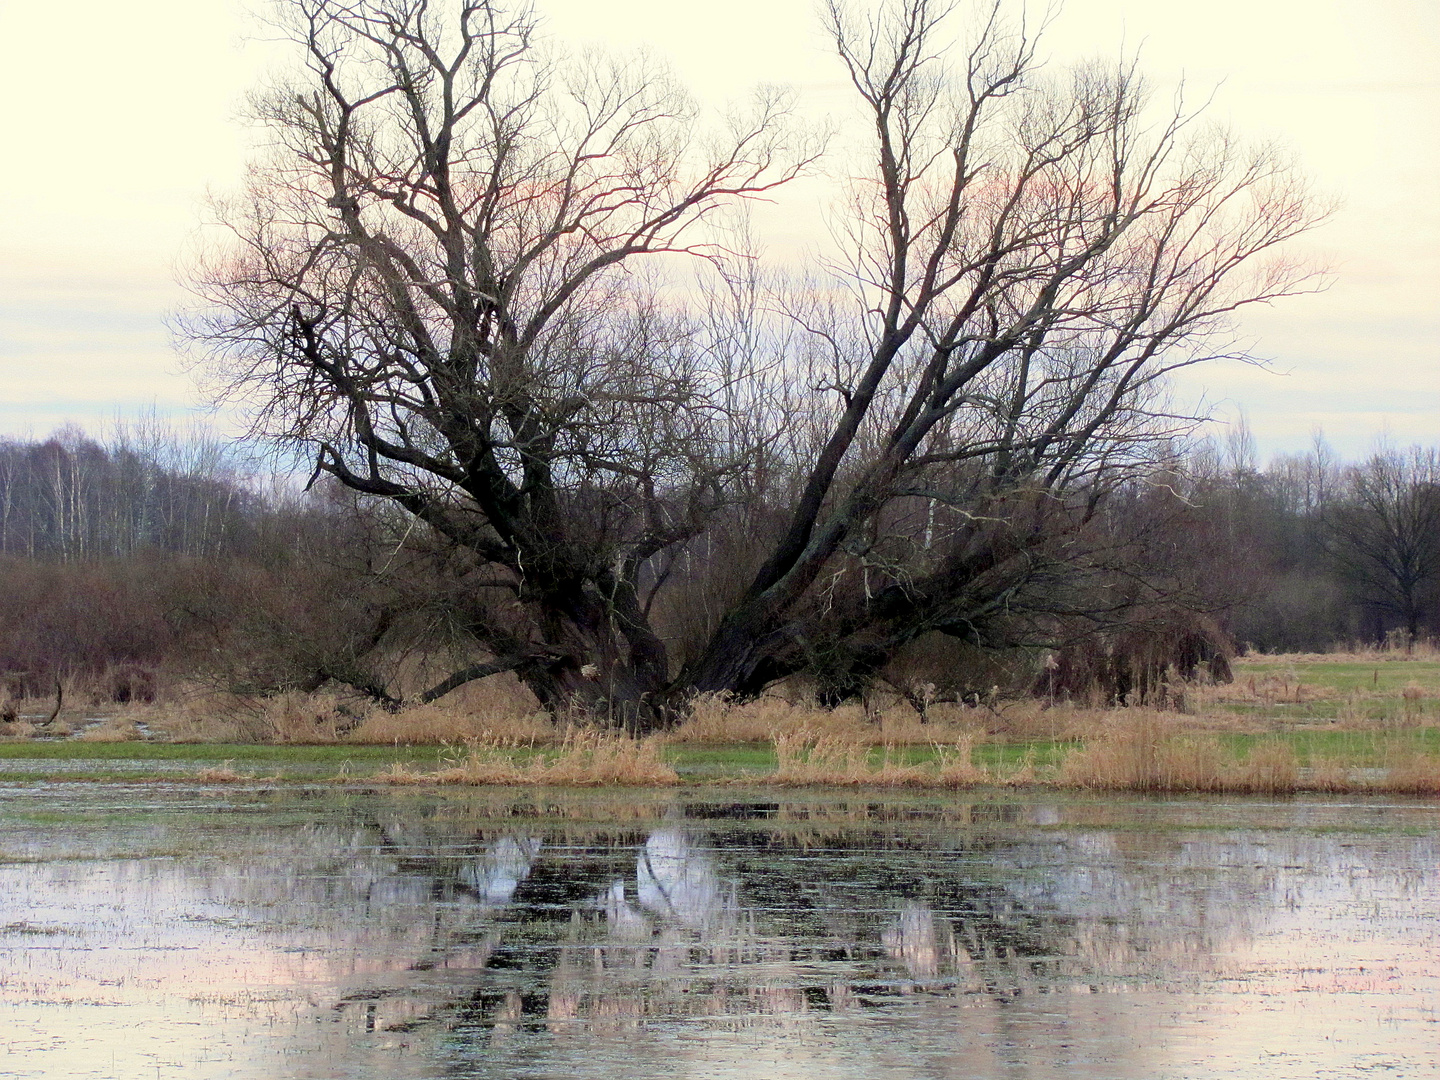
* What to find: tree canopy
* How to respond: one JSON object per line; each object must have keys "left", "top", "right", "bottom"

{"left": 183, "top": 0, "right": 1325, "bottom": 726}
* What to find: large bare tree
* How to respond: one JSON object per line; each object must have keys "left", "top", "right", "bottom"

{"left": 675, "top": 0, "right": 1325, "bottom": 699}
{"left": 186, "top": 0, "right": 813, "bottom": 720}
{"left": 185, "top": 0, "right": 1324, "bottom": 724}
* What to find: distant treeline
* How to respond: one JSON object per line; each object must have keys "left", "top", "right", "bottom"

{"left": 0, "top": 426, "right": 1437, "bottom": 704}
{"left": 0, "top": 425, "right": 273, "bottom": 560}
{"left": 1180, "top": 439, "right": 1440, "bottom": 652}
{"left": 0, "top": 426, "right": 383, "bottom": 699}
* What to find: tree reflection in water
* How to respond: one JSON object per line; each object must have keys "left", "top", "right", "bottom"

{"left": 1, "top": 791, "right": 1436, "bottom": 1079}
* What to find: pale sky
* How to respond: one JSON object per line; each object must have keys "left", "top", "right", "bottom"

{"left": 0, "top": 0, "right": 1434, "bottom": 460}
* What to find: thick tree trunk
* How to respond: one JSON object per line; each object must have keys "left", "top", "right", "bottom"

{"left": 679, "top": 603, "right": 801, "bottom": 700}
{"left": 514, "top": 591, "right": 673, "bottom": 733}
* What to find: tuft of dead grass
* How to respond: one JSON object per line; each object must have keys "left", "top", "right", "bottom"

{"left": 770, "top": 732, "right": 990, "bottom": 788}
{"left": 120, "top": 687, "right": 263, "bottom": 743}
{"left": 1379, "top": 754, "right": 1440, "bottom": 795}
{"left": 1056, "top": 715, "right": 1300, "bottom": 794}
{"left": 345, "top": 701, "right": 556, "bottom": 745}
{"left": 1229, "top": 741, "right": 1301, "bottom": 795}
{"left": 249, "top": 692, "right": 352, "bottom": 743}
{"left": 76, "top": 718, "right": 142, "bottom": 743}
{"left": 124, "top": 678, "right": 557, "bottom": 746}
{"left": 668, "top": 692, "right": 986, "bottom": 747}
{"left": 194, "top": 763, "right": 245, "bottom": 783}
{"left": 370, "top": 731, "right": 679, "bottom": 787}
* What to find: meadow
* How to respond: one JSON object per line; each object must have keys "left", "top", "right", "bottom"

{"left": 2, "top": 651, "right": 1438, "bottom": 794}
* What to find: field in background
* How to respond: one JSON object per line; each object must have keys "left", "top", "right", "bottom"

{"left": 1, "top": 651, "right": 1438, "bottom": 794}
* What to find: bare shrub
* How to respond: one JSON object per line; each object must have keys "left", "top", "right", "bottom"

{"left": 103, "top": 666, "right": 157, "bottom": 705}
{"left": 1043, "top": 608, "right": 1235, "bottom": 707}
{"left": 0, "top": 557, "right": 178, "bottom": 695}
{"left": 879, "top": 636, "right": 1041, "bottom": 713}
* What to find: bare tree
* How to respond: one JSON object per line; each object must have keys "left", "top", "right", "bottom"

{"left": 676, "top": 0, "right": 1326, "bottom": 699}
{"left": 184, "top": 0, "right": 813, "bottom": 723}
{"left": 185, "top": 0, "right": 1323, "bottom": 724}
{"left": 1324, "top": 447, "right": 1440, "bottom": 642}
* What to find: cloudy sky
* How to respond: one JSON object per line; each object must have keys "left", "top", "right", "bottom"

{"left": 0, "top": 0, "right": 1434, "bottom": 459}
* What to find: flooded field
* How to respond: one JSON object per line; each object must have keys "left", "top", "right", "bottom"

{"left": 1, "top": 784, "right": 1436, "bottom": 1079}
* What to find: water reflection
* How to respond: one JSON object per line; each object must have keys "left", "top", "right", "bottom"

{"left": 0, "top": 789, "right": 1436, "bottom": 1079}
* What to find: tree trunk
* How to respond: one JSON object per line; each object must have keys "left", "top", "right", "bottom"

{"left": 515, "top": 591, "right": 673, "bottom": 733}
{"left": 680, "top": 601, "right": 803, "bottom": 701}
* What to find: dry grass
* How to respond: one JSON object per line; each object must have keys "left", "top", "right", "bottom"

{"left": 769, "top": 732, "right": 990, "bottom": 788}
{"left": 668, "top": 692, "right": 988, "bottom": 746}
{"left": 1327, "top": 638, "right": 1440, "bottom": 662}
{"left": 193, "top": 764, "right": 246, "bottom": 783}
{"left": 0, "top": 657, "right": 1434, "bottom": 795}
{"left": 1052, "top": 713, "right": 1440, "bottom": 795}
{"left": 76, "top": 718, "right": 142, "bottom": 742}
{"left": 150, "top": 691, "right": 354, "bottom": 744}
{"left": 371, "top": 731, "right": 679, "bottom": 787}
{"left": 109, "top": 688, "right": 257, "bottom": 742}
{"left": 1056, "top": 714, "right": 1300, "bottom": 793}
{"left": 120, "top": 675, "right": 555, "bottom": 746}
{"left": 1252, "top": 639, "right": 1440, "bottom": 664}
{"left": 346, "top": 701, "right": 556, "bottom": 745}
{"left": 1378, "top": 754, "right": 1440, "bottom": 795}
{"left": 1200, "top": 670, "right": 1329, "bottom": 708}
{"left": 669, "top": 694, "right": 1248, "bottom": 749}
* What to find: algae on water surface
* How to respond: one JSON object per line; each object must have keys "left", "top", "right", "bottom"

{"left": 1, "top": 785, "right": 1437, "bottom": 1079}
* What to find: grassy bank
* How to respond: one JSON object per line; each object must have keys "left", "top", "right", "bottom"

{"left": 1, "top": 654, "right": 1438, "bottom": 793}
{"left": 2, "top": 724, "right": 1436, "bottom": 794}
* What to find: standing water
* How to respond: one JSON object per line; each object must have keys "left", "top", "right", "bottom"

{"left": 0, "top": 784, "right": 1436, "bottom": 1079}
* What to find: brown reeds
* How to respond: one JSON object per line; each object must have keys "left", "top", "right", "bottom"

{"left": 345, "top": 702, "right": 555, "bottom": 745}
{"left": 193, "top": 764, "right": 246, "bottom": 783}
{"left": 1378, "top": 754, "right": 1440, "bottom": 795}
{"left": 128, "top": 679, "right": 557, "bottom": 745}
{"left": 668, "top": 692, "right": 987, "bottom": 747}
{"left": 76, "top": 718, "right": 142, "bottom": 742}
{"left": 769, "top": 732, "right": 989, "bottom": 788}
{"left": 370, "top": 731, "right": 679, "bottom": 787}
{"left": 1046, "top": 712, "right": 1421, "bottom": 794}
{"left": 1056, "top": 714, "right": 1305, "bottom": 793}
